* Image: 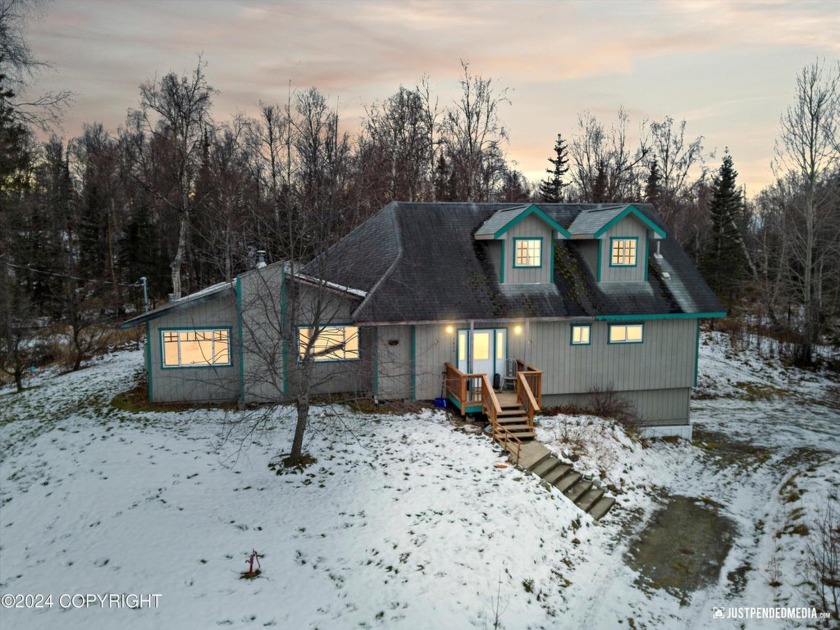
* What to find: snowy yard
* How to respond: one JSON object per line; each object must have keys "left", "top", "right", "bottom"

{"left": 0, "top": 333, "right": 837, "bottom": 629}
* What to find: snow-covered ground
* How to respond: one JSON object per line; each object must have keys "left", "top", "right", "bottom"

{"left": 0, "top": 332, "right": 837, "bottom": 629}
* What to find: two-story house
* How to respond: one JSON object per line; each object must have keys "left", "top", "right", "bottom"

{"left": 121, "top": 202, "right": 724, "bottom": 438}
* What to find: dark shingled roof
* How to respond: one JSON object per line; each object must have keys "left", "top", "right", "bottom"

{"left": 303, "top": 202, "right": 723, "bottom": 324}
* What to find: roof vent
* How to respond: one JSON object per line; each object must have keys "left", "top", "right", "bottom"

{"left": 256, "top": 250, "right": 267, "bottom": 269}
{"left": 662, "top": 272, "right": 671, "bottom": 279}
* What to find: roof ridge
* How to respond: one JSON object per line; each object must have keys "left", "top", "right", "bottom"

{"left": 352, "top": 205, "right": 405, "bottom": 319}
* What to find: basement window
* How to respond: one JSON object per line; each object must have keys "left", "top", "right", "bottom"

{"left": 608, "top": 324, "right": 644, "bottom": 344}
{"left": 299, "top": 325, "right": 359, "bottom": 362}
{"left": 162, "top": 329, "right": 231, "bottom": 368}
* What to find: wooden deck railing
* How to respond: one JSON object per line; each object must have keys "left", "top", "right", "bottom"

{"left": 516, "top": 372, "right": 540, "bottom": 428}
{"left": 444, "top": 363, "right": 486, "bottom": 414}
{"left": 516, "top": 360, "right": 542, "bottom": 408}
{"left": 444, "top": 363, "right": 524, "bottom": 465}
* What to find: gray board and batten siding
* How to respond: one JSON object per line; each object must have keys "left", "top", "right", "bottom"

{"left": 145, "top": 290, "right": 241, "bottom": 404}
{"left": 375, "top": 317, "right": 699, "bottom": 425}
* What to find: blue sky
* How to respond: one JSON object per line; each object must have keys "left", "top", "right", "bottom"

{"left": 27, "top": 0, "right": 840, "bottom": 196}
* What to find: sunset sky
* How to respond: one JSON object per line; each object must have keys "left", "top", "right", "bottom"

{"left": 26, "top": 0, "right": 840, "bottom": 197}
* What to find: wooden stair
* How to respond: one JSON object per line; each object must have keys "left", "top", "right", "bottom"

{"left": 492, "top": 396, "right": 536, "bottom": 442}
{"left": 507, "top": 442, "right": 616, "bottom": 521}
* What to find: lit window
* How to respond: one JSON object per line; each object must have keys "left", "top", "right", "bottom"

{"left": 162, "top": 329, "right": 231, "bottom": 368}
{"left": 609, "top": 324, "right": 644, "bottom": 344}
{"left": 610, "top": 238, "right": 637, "bottom": 266}
{"left": 472, "top": 332, "right": 490, "bottom": 361}
{"left": 514, "top": 239, "right": 541, "bottom": 267}
{"left": 571, "top": 325, "right": 591, "bottom": 345}
{"left": 299, "top": 325, "right": 359, "bottom": 362}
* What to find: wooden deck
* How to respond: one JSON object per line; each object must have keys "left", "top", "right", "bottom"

{"left": 496, "top": 391, "right": 518, "bottom": 406}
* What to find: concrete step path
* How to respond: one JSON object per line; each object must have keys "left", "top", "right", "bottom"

{"left": 506, "top": 441, "right": 616, "bottom": 521}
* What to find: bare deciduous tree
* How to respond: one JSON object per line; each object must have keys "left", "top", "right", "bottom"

{"left": 569, "top": 107, "right": 647, "bottom": 203}
{"left": 132, "top": 57, "right": 216, "bottom": 299}
{"left": 443, "top": 60, "right": 510, "bottom": 201}
{"left": 772, "top": 60, "right": 840, "bottom": 365}
{"left": 0, "top": 0, "right": 71, "bottom": 128}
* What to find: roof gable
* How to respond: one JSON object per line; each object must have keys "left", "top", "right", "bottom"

{"left": 476, "top": 203, "right": 571, "bottom": 240}
{"left": 568, "top": 204, "right": 666, "bottom": 239}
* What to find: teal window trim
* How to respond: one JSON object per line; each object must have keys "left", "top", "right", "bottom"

{"left": 236, "top": 277, "right": 245, "bottom": 404}
{"left": 607, "top": 323, "right": 645, "bottom": 344}
{"left": 160, "top": 327, "right": 235, "bottom": 369}
{"left": 512, "top": 237, "right": 543, "bottom": 269}
{"left": 499, "top": 240, "right": 505, "bottom": 284}
{"left": 296, "top": 322, "right": 361, "bottom": 363}
{"left": 410, "top": 325, "right": 416, "bottom": 400}
{"left": 493, "top": 204, "right": 571, "bottom": 239}
{"left": 570, "top": 324, "right": 591, "bottom": 346}
{"left": 145, "top": 322, "right": 153, "bottom": 402}
{"left": 596, "top": 312, "right": 727, "bottom": 321}
{"left": 609, "top": 236, "right": 639, "bottom": 267}
{"left": 549, "top": 240, "right": 555, "bottom": 282}
{"left": 694, "top": 319, "right": 701, "bottom": 386}
{"left": 457, "top": 326, "right": 508, "bottom": 374}
{"left": 593, "top": 204, "right": 667, "bottom": 239}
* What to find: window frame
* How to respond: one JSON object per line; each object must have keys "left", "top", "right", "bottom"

{"left": 570, "top": 324, "right": 591, "bottom": 346}
{"left": 297, "top": 324, "right": 360, "bottom": 363}
{"left": 608, "top": 323, "right": 645, "bottom": 344}
{"left": 160, "top": 327, "right": 233, "bottom": 369}
{"left": 609, "top": 236, "right": 638, "bottom": 267}
{"left": 512, "top": 237, "right": 543, "bottom": 269}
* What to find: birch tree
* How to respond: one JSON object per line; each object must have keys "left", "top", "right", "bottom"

{"left": 133, "top": 58, "right": 215, "bottom": 298}
{"left": 772, "top": 60, "right": 840, "bottom": 365}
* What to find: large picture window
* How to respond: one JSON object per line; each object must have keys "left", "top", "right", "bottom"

{"left": 162, "top": 329, "right": 231, "bottom": 368}
{"left": 514, "top": 238, "right": 542, "bottom": 268}
{"left": 610, "top": 238, "right": 637, "bottom": 266}
{"left": 299, "top": 325, "right": 359, "bottom": 362}
{"left": 608, "top": 324, "right": 644, "bottom": 344}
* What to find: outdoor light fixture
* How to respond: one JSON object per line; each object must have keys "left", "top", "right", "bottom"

{"left": 514, "top": 325, "right": 523, "bottom": 335}
{"left": 445, "top": 325, "right": 455, "bottom": 334}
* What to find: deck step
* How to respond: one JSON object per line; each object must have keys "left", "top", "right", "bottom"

{"left": 564, "top": 480, "right": 592, "bottom": 503}
{"left": 497, "top": 408, "right": 525, "bottom": 417}
{"left": 497, "top": 418, "right": 529, "bottom": 427}
{"left": 495, "top": 423, "right": 531, "bottom": 432}
{"left": 588, "top": 496, "right": 616, "bottom": 521}
{"left": 494, "top": 432, "right": 535, "bottom": 441}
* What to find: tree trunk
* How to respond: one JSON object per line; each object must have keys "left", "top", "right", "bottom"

{"left": 290, "top": 394, "right": 310, "bottom": 464}
{"left": 170, "top": 210, "right": 189, "bottom": 299}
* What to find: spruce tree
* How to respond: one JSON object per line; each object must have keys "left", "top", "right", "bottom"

{"left": 538, "top": 133, "right": 569, "bottom": 202}
{"left": 644, "top": 158, "right": 661, "bottom": 204}
{"left": 700, "top": 151, "right": 748, "bottom": 308}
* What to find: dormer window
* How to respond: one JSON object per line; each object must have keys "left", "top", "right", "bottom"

{"left": 610, "top": 237, "right": 638, "bottom": 267}
{"left": 514, "top": 238, "right": 542, "bottom": 268}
